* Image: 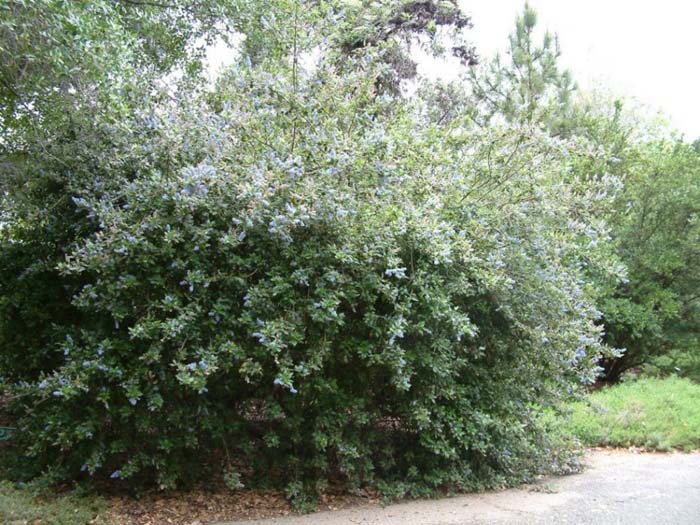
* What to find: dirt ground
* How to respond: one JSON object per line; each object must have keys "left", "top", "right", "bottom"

{"left": 104, "top": 485, "right": 378, "bottom": 524}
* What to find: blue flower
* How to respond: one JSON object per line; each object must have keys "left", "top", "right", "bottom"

{"left": 384, "top": 267, "right": 407, "bottom": 279}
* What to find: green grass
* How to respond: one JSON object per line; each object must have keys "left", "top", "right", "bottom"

{"left": 568, "top": 377, "right": 700, "bottom": 451}
{"left": 0, "top": 481, "right": 107, "bottom": 525}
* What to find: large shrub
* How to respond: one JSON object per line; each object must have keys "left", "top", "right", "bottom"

{"left": 1, "top": 56, "right": 619, "bottom": 502}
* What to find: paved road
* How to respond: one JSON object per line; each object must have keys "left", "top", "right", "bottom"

{"left": 219, "top": 450, "right": 700, "bottom": 525}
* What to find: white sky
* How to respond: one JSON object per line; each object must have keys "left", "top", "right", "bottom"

{"left": 463, "top": 0, "right": 700, "bottom": 138}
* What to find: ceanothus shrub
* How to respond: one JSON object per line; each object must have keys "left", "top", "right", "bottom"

{"left": 2, "top": 62, "right": 618, "bottom": 503}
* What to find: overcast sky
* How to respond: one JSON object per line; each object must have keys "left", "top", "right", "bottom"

{"left": 463, "top": 0, "right": 700, "bottom": 138}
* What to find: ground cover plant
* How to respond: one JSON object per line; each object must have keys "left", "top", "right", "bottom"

{"left": 0, "top": 481, "right": 106, "bottom": 525}
{"left": 568, "top": 377, "right": 700, "bottom": 451}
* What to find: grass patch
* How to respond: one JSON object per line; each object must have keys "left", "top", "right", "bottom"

{"left": 0, "top": 481, "right": 107, "bottom": 525}
{"left": 568, "top": 377, "right": 700, "bottom": 451}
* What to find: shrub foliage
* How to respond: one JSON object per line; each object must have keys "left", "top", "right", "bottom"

{"left": 0, "top": 0, "right": 632, "bottom": 505}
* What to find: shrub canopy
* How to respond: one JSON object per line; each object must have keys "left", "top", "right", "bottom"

{"left": 0, "top": 0, "right": 631, "bottom": 505}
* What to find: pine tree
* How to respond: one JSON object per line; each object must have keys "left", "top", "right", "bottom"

{"left": 469, "top": 3, "right": 575, "bottom": 127}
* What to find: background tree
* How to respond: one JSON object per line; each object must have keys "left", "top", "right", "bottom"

{"left": 0, "top": 0, "right": 250, "bottom": 133}
{"left": 468, "top": 2, "right": 575, "bottom": 128}
{"left": 599, "top": 139, "right": 700, "bottom": 381}
{"left": 333, "top": 0, "right": 477, "bottom": 94}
